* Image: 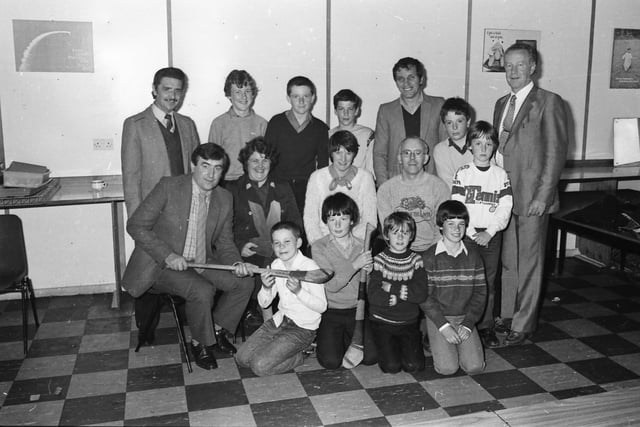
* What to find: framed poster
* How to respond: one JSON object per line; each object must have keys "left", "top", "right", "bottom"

{"left": 483, "top": 29, "right": 541, "bottom": 72}
{"left": 13, "top": 20, "right": 94, "bottom": 73}
{"left": 610, "top": 28, "right": 640, "bottom": 89}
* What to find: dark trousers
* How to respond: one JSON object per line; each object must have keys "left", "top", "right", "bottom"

{"left": 370, "top": 319, "right": 424, "bottom": 374}
{"left": 465, "top": 232, "right": 503, "bottom": 330}
{"left": 316, "top": 308, "right": 377, "bottom": 369}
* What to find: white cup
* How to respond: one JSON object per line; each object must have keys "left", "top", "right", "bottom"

{"left": 91, "top": 179, "right": 108, "bottom": 191}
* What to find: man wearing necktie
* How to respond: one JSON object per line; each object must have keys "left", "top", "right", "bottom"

{"left": 123, "top": 143, "right": 255, "bottom": 370}
{"left": 122, "top": 67, "right": 201, "bottom": 217}
{"left": 492, "top": 43, "right": 568, "bottom": 346}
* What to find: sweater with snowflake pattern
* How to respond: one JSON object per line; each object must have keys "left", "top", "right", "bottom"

{"left": 368, "top": 248, "right": 428, "bottom": 324}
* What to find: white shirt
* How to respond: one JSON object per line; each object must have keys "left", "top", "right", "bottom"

{"left": 258, "top": 251, "right": 327, "bottom": 330}
{"left": 496, "top": 81, "right": 534, "bottom": 167}
{"left": 152, "top": 103, "right": 173, "bottom": 129}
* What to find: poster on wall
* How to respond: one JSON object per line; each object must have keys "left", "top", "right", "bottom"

{"left": 482, "top": 29, "right": 541, "bottom": 72}
{"left": 610, "top": 28, "right": 640, "bottom": 89}
{"left": 12, "top": 20, "right": 94, "bottom": 73}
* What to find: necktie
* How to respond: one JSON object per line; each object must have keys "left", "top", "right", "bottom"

{"left": 499, "top": 95, "right": 516, "bottom": 146}
{"left": 195, "top": 192, "right": 208, "bottom": 272}
{"left": 165, "top": 113, "right": 174, "bottom": 132}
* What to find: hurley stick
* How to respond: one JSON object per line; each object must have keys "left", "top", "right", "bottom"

{"left": 186, "top": 263, "right": 334, "bottom": 284}
{"left": 342, "top": 223, "right": 375, "bottom": 369}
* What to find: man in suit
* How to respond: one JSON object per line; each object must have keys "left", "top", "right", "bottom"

{"left": 374, "top": 57, "right": 447, "bottom": 185}
{"left": 123, "top": 143, "right": 255, "bottom": 370}
{"left": 122, "top": 67, "right": 201, "bottom": 217}
{"left": 493, "top": 43, "right": 568, "bottom": 345}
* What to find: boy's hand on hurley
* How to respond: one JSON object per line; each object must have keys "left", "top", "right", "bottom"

{"left": 261, "top": 271, "right": 275, "bottom": 288}
{"left": 286, "top": 277, "right": 301, "bottom": 294}
{"left": 353, "top": 250, "right": 373, "bottom": 271}
{"left": 441, "top": 324, "right": 462, "bottom": 344}
{"left": 389, "top": 295, "right": 397, "bottom": 306}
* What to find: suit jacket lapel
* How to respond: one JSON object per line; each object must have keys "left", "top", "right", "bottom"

{"left": 176, "top": 177, "right": 193, "bottom": 250}
{"left": 494, "top": 95, "right": 509, "bottom": 128}
{"left": 142, "top": 106, "right": 171, "bottom": 167}
{"left": 174, "top": 113, "right": 192, "bottom": 173}
{"left": 419, "top": 97, "right": 432, "bottom": 140}
{"left": 206, "top": 189, "right": 221, "bottom": 254}
{"left": 510, "top": 87, "right": 537, "bottom": 137}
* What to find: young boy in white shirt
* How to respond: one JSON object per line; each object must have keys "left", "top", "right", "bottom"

{"left": 235, "top": 221, "right": 327, "bottom": 376}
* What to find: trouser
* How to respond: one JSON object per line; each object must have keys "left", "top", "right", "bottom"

{"left": 316, "top": 307, "right": 377, "bottom": 369}
{"left": 370, "top": 319, "right": 424, "bottom": 374}
{"left": 426, "top": 315, "right": 485, "bottom": 375}
{"left": 500, "top": 213, "right": 549, "bottom": 333}
{"left": 465, "top": 232, "right": 503, "bottom": 330}
{"left": 153, "top": 268, "right": 253, "bottom": 346}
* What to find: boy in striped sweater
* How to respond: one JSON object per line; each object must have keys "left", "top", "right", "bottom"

{"left": 421, "top": 200, "right": 486, "bottom": 375}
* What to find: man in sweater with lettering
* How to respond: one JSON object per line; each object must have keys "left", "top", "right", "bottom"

{"left": 265, "top": 76, "right": 329, "bottom": 215}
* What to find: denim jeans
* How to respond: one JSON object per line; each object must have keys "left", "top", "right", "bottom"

{"left": 426, "top": 315, "right": 485, "bottom": 375}
{"left": 235, "top": 316, "right": 315, "bottom": 376}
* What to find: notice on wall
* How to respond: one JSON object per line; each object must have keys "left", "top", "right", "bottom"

{"left": 610, "top": 28, "right": 640, "bottom": 89}
{"left": 13, "top": 20, "right": 94, "bottom": 73}
{"left": 482, "top": 29, "right": 540, "bottom": 73}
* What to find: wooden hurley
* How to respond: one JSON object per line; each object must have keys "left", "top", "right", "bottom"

{"left": 342, "top": 223, "right": 375, "bottom": 369}
{"left": 186, "top": 263, "right": 334, "bottom": 284}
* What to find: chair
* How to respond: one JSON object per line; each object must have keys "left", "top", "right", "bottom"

{"left": 0, "top": 214, "right": 39, "bottom": 354}
{"left": 134, "top": 291, "right": 193, "bottom": 373}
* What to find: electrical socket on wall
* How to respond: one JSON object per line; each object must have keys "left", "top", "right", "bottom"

{"left": 93, "top": 138, "right": 114, "bottom": 150}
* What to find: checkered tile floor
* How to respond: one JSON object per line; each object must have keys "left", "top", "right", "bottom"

{"left": 1, "top": 258, "right": 640, "bottom": 426}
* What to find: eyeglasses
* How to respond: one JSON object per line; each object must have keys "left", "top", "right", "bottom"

{"left": 401, "top": 150, "right": 424, "bottom": 158}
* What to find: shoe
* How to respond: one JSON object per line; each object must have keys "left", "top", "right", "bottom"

{"left": 214, "top": 329, "right": 237, "bottom": 355}
{"left": 505, "top": 331, "right": 529, "bottom": 346}
{"left": 191, "top": 342, "right": 218, "bottom": 370}
{"left": 423, "top": 334, "right": 431, "bottom": 353}
{"left": 479, "top": 328, "right": 500, "bottom": 348}
{"left": 493, "top": 317, "right": 510, "bottom": 335}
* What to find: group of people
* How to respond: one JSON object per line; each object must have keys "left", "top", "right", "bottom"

{"left": 120, "top": 42, "right": 568, "bottom": 377}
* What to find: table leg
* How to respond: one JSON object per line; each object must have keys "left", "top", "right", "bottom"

{"left": 111, "top": 201, "right": 126, "bottom": 308}
{"left": 558, "top": 229, "right": 567, "bottom": 275}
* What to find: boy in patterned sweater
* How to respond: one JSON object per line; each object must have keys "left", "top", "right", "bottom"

{"left": 421, "top": 200, "right": 487, "bottom": 375}
{"left": 368, "top": 212, "right": 428, "bottom": 374}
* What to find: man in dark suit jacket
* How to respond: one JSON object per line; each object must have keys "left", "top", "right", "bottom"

{"left": 493, "top": 43, "right": 568, "bottom": 345}
{"left": 374, "top": 57, "right": 447, "bottom": 185}
{"left": 123, "top": 143, "right": 255, "bottom": 370}
{"left": 121, "top": 67, "right": 200, "bottom": 217}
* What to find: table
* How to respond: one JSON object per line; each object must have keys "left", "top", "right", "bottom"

{"left": 560, "top": 164, "right": 640, "bottom": 184}
{"left": 1, "top": 175, "right": 125, "bottom": 308}
{"left": 548, "top": 190, "right": 640, "bottom": 274}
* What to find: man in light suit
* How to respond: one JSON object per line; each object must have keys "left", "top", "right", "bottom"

{"left": 374, "top": 57, "right": 447, "bottom": 185}
{"left": 493, "top": 43, "right": 568, "bottom": 345}
{"left": 123, "top": 143, "right": 255, "bottom": 370}
{"left": 122, "top": 67, "right": 200, "bottom": 217}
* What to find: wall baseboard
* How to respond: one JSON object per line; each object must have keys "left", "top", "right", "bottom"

{"left": 0, "top": 283, "right": 117, "bottom": 301}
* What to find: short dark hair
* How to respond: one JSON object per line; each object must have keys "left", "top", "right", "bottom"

{"left": 505, "top": 42, "right": 538, "bottom": 66}
{"left": 238, "top": 136, "right": 279, "bottom": 171}
{"left": 321, "top": 192, "right": 360, "bottom": 225}
{"left": 191, "top": 143, "right": 229, "bottom": 172}
{"left": 392, "top": 57, "right": 426, "bottom": 87}
{"left": 223, "top": 69, "right": 258, "bottom": 97}
{"left": 333, "top": 89, "right": 362, "bottom": 110}
{"left": 465, "top": 120, "right": 499, "bottom": 149}
{"left": 287, "top": 76, "right": 316, "bottom": 96}
{"left": 153, "top": 67, "right": 187, "bottom": 89}
{"left": 440, "top": 97, "right": 472, "bottom": 122}
{"left": 436, "top": 200, "right": 469, "bottom": 227}
{"left": 382, "top": 211, "right": 416, "bottom": 242}
{"left": 271, "top": 221, "right": 302, "bottom": 240}
{"left": 329, "top": 130, "right": 359, "bottom": 158}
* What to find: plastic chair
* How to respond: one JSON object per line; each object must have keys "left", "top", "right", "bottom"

{"left": 0, "top": 214, "right": 39, "bottom": 354}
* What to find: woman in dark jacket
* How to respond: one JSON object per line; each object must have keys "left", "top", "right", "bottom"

{"left": 227, "top": 136, "right": 302, "bottom": 322}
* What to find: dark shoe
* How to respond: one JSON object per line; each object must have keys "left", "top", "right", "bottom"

{"left": 191, "top": 342, "right": 218, "bottom": 370}
{"left": 479, "top": 328, "right": 500, "bottom": 348}
{"left": 423, "top": 334, "right": 431, "bottom": 353}
{"left": 493, "top": 317, "right": 510, "bottom": 335}
{"left": 505, "top": 331, "right": 529, "bottom": 346}
{"left": 214, "top": 329, "right": 237, "bottom": 355}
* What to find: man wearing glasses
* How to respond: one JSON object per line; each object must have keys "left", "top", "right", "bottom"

{"left": 377, "top": 136, "right": 449, "bottom": 254}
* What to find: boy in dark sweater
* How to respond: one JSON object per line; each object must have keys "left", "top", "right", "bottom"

{"left": 421, "top": 200, "right": 486, "bottom": 375}
{"left": 368, "top": 212, "right": 428, "bottom": 373}
{"left": 265, "top": 76, "right": 329, "bottom": 214}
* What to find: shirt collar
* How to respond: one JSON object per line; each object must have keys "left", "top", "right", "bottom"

{"left": 227, "top": 107, "right": 255, "bottom": 119}
{"left": 151, "top": 103, "right": 173, "bottom": 122}
{"left": 434, "top": 239, "right": 468, "bottom": 257}
{"left": 191, "top": 178, "right": 212, "bottom": 201}
{"left": 448, "top": 138, "right": 467, "bottom": 155}
{"left": 511, "top": 81, "right": 534, "bottom": 100}
{"left": 399, "top": 91, "right": 424, "bottom": 112}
